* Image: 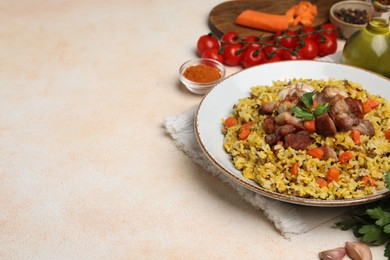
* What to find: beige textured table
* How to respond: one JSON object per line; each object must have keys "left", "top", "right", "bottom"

{"left": 0, "top": 1, "right": 386, "bottom": 259}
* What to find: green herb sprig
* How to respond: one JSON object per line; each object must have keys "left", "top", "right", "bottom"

{"left": 336, "top": 171, "right": 390, "bottom": 259}
{"left": 291, "top": 91, "right": 329, "bottom": 121}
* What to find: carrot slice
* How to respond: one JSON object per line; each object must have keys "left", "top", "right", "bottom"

{"left": 303, "top": 120, "right": 316, "bottom": 132}
{"left": 365, "top": 98, "right": 380, "bottom": 108}
{"left": 351, "top": 129, "right": 361, "bottom": 145}
{"left": 327, "top": 167, "right": 340, "bottom": 182}
{"left": 385, "top": 128, "right": 390, "bottom": 140}
{"left": 224, "top": 117, "right": 236, "bottom": 127}
{"left": 307, "top": 147, "right": 324, "bottom": 159}
{"left": 236, "top": 10, "right": 289, "bottom": 33}
{"left": 362, "top": 176, "right": 377, "bottom": 187}
{"left": 339, "top": 151, "right": 353, "bottom": 163}
{"left": 317, "top": 177, "right": 328, "bottom": 188}
{"left": 291, "top": 162, "right": 298, "bottom": 175}
{"left": 363, "top": 101, "right": 372, "bottom": 114}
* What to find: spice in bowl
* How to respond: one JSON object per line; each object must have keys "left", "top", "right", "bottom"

{"left": 179, "top": 58, "right": 226, "bottom": 95}
{"left": 182, "top": 63, "right": 221, "bottom": 83}
{"left": 334, "top": 8, "right": 368, "bottom": 25}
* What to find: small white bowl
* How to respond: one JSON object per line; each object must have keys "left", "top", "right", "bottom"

{"left": 329, "top": 0, "right": 372, "bottom": 39}
{"left": 179, "top": 58, "right": 226, "bottom": 95}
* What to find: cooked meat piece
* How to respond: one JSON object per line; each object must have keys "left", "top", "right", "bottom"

{"left": 265, "top": 133, "right": 281, "bottom": 146}
{"left": 330, "top": 94, "right": 349, "bottom": 114}
{"left": 276, "top": 99, "right": 298, "bottom": 114}
{"left": 344, "top": 97, "right": 363, "bottom": 119}
{"left": 277, "top": 124, "right": 296, "bottom": 136}
{"left": 284, "top": 131, "right": 312, "bottom": 150}
{"left": 322, "top": 85, "right": 348, "bottom": 99}
{"left": 352, "top": 119, "right": 375, "bottom": 137}
{"left": 315, "top": 92, "right": 332, "bottom": 105}
{"left": 278, "top": 82, "right": 314, "bottom": 100}
{"left": 274, "top": 112, "right": 304, "bottom": 130}
{"left": 260, "top": 101, "right": 276, "bottom": 115}
{"left": 320, "top": 144, "right": 337, "bottom": 160}
{"left": 332, "top": 113, "right": 359, "bottom": 131}
{"left": 315, "top": 113, "right": 337, "bottom": 137}
{"left": 263, "top": 116, "right": 276, "bottom": 134}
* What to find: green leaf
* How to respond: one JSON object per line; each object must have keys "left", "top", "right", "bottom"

{"left": 292, "top": 106, "right": 314, "bottom": 121}
{"left": 359, "top": 224, "right": 388, "bottom": 245}
{"left": 384, "top": 241, "right": 390, "bottom": 258}
{"left": 312, "top": 103, "right": 329, "bottom": 117}
{"left": 385, "top": 171, "right": 390, "bottom": 190}
{"left": 384, "top": 223, "right": 390, "bottom": 234}
{"left": 300, "top": 91, "right": 317, "bottom": 109}
{"left": 367, "top": 207, "right": 390, "bottom": 227}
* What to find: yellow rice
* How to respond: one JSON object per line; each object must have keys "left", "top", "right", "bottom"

{"left": 222, "top": 78, "right": 390, "bottom": 200}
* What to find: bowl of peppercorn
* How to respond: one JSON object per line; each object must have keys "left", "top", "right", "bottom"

{"left": 330, "top": 0, "right": 372, "bottom": 39}
{"left": 179, "top": 58, "right": 226, "bottom": 95}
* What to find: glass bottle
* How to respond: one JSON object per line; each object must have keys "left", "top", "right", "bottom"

{"left": 341, "top": 0, "right": 390, "bottom": 78}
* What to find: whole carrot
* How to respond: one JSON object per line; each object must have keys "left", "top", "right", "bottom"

{"left": 236, "top": 10, "right": 289, "bottom": 33}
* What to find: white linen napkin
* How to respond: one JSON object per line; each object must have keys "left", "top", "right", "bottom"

{"left": 163, "top": 105, "right": 350, "bottom": 239}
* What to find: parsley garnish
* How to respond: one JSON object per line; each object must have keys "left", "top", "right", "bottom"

{"left": 291, "top": 91, "right": 329, "bottom": 121}
{"left": 336, "top": 171, "right": 390, "bottom": 259}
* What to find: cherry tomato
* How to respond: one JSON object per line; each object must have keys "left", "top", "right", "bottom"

{"left": 243, "top": 35, "right": 262, "bottom": 50}
{"left": 222, "top": 43, "right": 244, "bottom": 66}
{"left": 263, "top": 40, "right": 284, "bottom": 57}
{"left": 241, "top": 47, "right": 267, "bottom": 68}
{"left": 221, "top": 31, "right": 240, "bottom": 46}
{"left": 320, "top": 24, "right": 338, "bottom": 39}
{"left": 280, "top": 49, "right": 302, "bottom": 60}
{"left": 297, "top": 39, "right": 318, "bottom": 60}
{"left": 274, "top": 30, "right": 299, "bottom": 50}
{"left": 201, "top": 48, "right": 224, "bottom": 64}
{"left": 316, "top": 34, "right": 337, "bottom": 57}
{"left": 301, "top": 26, "right": 318, "bottom": 41}
{"left": 266, "top": 54, "right": 282, "bottom": 63}
{"left": 197, "top": 33, "right": 219, "bottom": 56}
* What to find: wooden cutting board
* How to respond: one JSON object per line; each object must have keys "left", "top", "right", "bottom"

{"left": 208, "top": 0, "right": 340, "bottom": 40}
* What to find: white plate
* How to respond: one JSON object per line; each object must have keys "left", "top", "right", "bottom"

{"left": 195, "top": 60, "right": 390, "bottom": 207}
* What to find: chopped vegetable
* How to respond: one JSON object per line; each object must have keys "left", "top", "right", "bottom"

{"left": 307, "top": 147, "right": 324, "bottom": 159}
{"left": 385, "top": 128, "right": 390, "bottom": 140}
{"left": 326, "top": 167, "right": 340, "bottom": 182}
{"left": 363, "top": 101, "right": 372, "bottom": 114}
{"left": 361, "top": 176, "right": 377, "bottom": 187}
{"left": 317, "top": 177, "right": 328, "bottom": 188}
{"left": 366, "top": 98, "right": 380, "bottom": 109}
{"left": 339, "top": 151, "right": 353, "bottom": 163}
{"left": 285, "top": 1, "right": 318, "bottom": 27}
{"left": 290, "top": 162, "right": 298, "bottom": 175}
{"left": 224, "top": 117, "right": 236, "bottom": 127}
{"left": 238, "top": 122, "right": 252, "bottom": 140}
{"left": 351, "top": 129, "right": 361, "bottom": 145}
{"left": 303, "top": 119, "right": 316, "bottom": 132}
{"left": 235, "top": 10, "right": 289, "bottom": 33}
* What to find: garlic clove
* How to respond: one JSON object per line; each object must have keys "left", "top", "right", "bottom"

{"left": 319, "top": 247, "right": 347, "bottom": 260}
{"left": 345, "top": 241, "right": 372, "bottom": 260}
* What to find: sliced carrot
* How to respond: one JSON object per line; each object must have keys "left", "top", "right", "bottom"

{"left": 224, "top": 117, "right": 236, "bottom": 127}
{"left": 365, "top": 98, "right": 380, "bottom": 109}
{"left": 385, "top": 128, "right": 390, "bottom": 140}
{"left": 362, "top": 176, "right": 377, "bottom": 187}
{"left": 307, "top": 147, "right": 324, "bottom": 159}
{"left": 291, "top": 162, "right": 298, "bottom": 175}
{"left": 327, "top": 167, "right": 340, "bottom": 182}
{"left": 339, "top": 151, "right": 353, "bottom": 163}
{"left": 317, "top": 177, "right": 328, "bottom": 188}
{"left": 236, "top": 10, "right": 289, "bottom": 33}
{"left": 303, "top": 119, "right": 316, "bottom": 132}
{"left": 276, "top": 140, "right": 284, "bottom": 146}
{"left": 362, "top": 101, "right": 372, "bottom": 114}
{"left": 238, "top": 122, "right": 252, "bottom": 140}
{"left": 285, "top": 1, "right": 318, "bottom": 27}
{"left": 351, "top": 129, "right": 361, "bottom": 145}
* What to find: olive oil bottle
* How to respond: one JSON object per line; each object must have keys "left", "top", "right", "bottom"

{"left": 342, "top": 0, "right": 390, "bottom": 78}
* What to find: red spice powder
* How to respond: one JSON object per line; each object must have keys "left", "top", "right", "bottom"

{"left": 183, "top": 64, "right": 221, "bottom": 83}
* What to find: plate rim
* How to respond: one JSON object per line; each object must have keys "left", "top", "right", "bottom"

{"left": 194, "top": 60, "right": 390, "bottom": 207}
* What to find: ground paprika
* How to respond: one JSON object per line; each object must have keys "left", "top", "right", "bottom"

{"left": 183, "top": 64, "right": 221, "bottom": 83}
